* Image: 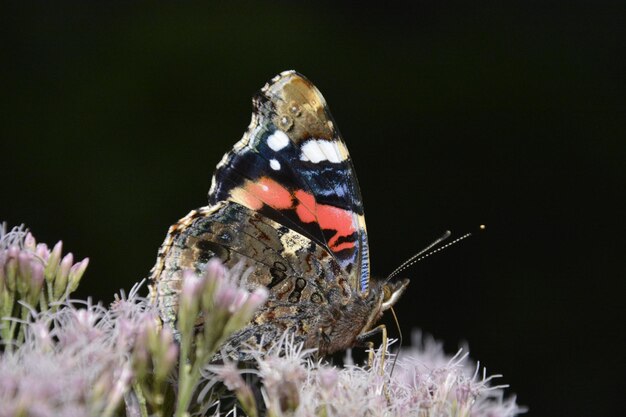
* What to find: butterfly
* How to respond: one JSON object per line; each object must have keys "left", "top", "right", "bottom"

{"left": 149, "top": 71, "right": 409, "bottom": 359}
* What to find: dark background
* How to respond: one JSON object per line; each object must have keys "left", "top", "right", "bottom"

{"left": 2, "top": 1, "right": 624, "bottom": 416}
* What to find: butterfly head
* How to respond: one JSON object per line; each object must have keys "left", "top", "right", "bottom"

{"left": 381, "top": 278, "right": 410, "bottom": 311}
{"left": 358, "top": 277, "right": 410, "bottom": 336}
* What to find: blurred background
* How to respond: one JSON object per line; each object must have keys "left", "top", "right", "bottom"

{"left": 2, "top": 1, "right": 623, "bottom": 415}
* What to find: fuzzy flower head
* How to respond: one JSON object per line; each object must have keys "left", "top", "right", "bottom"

{"left": 0, "top": 289, "right": 153, "bottom": 417}
{"left": 255, "top": 334, "right": 313, "bottom": 414}
{"left": 386, "top": 332, "right": 527, "bottom": 417}
{"left": 199, "top": 331, "right": 525, "bottom": 417}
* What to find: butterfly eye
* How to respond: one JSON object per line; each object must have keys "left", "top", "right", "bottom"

{"left": 382, "top": 285, "right": 392, "bottom": 302}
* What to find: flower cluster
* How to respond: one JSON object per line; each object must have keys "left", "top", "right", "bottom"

{"left": 0, "top": 225, "right": 525, "bottom": 417}
{"left": 0, "top": 285, "right": 159, "bottom": 417}
{"left": 202, "top": 334, "right": 525, "bottom": 417}
{"left": 0, "top": 225, "right": 268, "bottom": 417}
{"left": 388, "top": 332, "right": 526, "bottom": 417}
{"left": 175, "top": 260, "right": 268, "bottom": 416}
{"left": 0, "top": 224, "right": 89, "bottom": 350}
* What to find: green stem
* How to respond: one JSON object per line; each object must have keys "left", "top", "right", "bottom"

{"left": 39, "top": 291, "right": 48, "bottom": 313}
{"left": 45, "top": 281, "right": 54, "bottom": 311}
{"left": 16, "top": 301, "right": 32, "bottom": 345}
{"left": 6, "top": 318, "right": 18, "bottom": 353}
{"left": 143, "top": 378, "right": 166, "bottom": 417}
{"left": 132, "top": 382, "right": 150, "bottom": 417}
{"left": 0, "top": 293, "right": 13, "bottom": 345}
{"left": 175, "top": 336, "right": 213, "bottom": 417}
{"left": 174, "top": 327, "right": 195, "bottom": 417}
{"left": 174, "top": 362, "right": 194, "bottom": 417}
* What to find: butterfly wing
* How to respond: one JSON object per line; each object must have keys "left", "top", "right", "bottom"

{"left": 150, "top": 201, "right": 364, "bottom": 358}
{"left": 150, "top": 72, "right": 395, "bottom": 359}
{"left": 208, "top": 71, "right": 370, "bottom": 293}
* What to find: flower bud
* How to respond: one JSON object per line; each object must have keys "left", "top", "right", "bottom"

{"left": 181, "top": 270, "right": 204, "bottom": 303}
{"left": 7, "top": 246, "right": 19, "bottom": 259}
{"left": 28, "top": 261, "right": 44, "bottom": 305}
{"left": 215, "top": 285, "right": 238, "bottom": 312}
{"left": 44, "top": 241, "right": 63, "bottom": 283}
{"left": 206, "top": 258, "right": 226, "bottom": 281}
{"left": 5, "top": 255, "right": 18, "bottom": 292}
{"left": 53, "top": 252, "right": 73, "bottom": 298}
{"left": 17, "top": 252, "right": 33, "bottom": 296}
{"left": 35, "top": 243, "right": 50, "bottom": 261}
{"left": 239, "top": 287, "right": 268, "bottom": 320}
{"left": 68, "top": 257, "right": 89, "bottom": 293}
{"left": 223, "top": 287, "right": 268, "bottom": 336}
{"left": 178, "top": 270, "right": 204, "bottom": 335}
{"left": 231, "top": 290, "right": 249, "bottom": 312}
{"left": 202, "top": 259, "right": 225, "bottom": 309}
{"left": 154, "top": 326, "right": 178, "bottom": 382}
{"left": 24, "top": 232, "right": 36, "bottom": 252}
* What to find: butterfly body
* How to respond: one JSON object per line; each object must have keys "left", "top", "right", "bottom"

{"left": 150, "top": 71, "right": 408, "bottom": 359}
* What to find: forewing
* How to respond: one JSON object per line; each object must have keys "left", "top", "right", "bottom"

{"left": 208, "top": 71, "right": 370, "bottom": 293}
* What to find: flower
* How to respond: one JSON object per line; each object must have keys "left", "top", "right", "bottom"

{"left": 0, "top": 300, "right": 133, "bottom": 417}
{"left": 174, "top": 260, "right": 269, "bottom": 417}
{"left": 0, "top": 224, "right": 89, "bottom": 349}
{"left": 131, "top": 314, "right": 178, "bottom": 414}
{"left": 255, "top": 334, "right": 311, "bottom": 414}
{"left": 387, "top": 331, "right": 527, "bottom": 417}
{"left": 203, "top": 359, "right": 259, "bottom": 417}
{"left": 0, "top": 225, "right": 525, "bottom": 417}
{"left": 198, "top": 332, "right": 526, "bottom": 417}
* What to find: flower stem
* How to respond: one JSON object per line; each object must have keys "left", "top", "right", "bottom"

{"left": 132, "top": 381, "right": 149, "bottom": 417}
{"left": 174, "top": 362, "right": 194, "bottom": 417}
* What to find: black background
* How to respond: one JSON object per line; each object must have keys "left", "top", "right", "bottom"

{"left": 2, "top": 2, "right": 624, "bottom": 416}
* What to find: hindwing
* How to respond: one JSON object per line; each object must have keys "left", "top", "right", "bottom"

{"left": 151, "top": 201, "right": 355, "bottom": 326}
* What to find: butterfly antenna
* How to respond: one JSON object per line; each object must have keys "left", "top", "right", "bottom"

{"left": 385, "top": 225, "right": 485, "bottom": 282}
{"left": 385, "top": 230, "right": 451, "bottom": 281}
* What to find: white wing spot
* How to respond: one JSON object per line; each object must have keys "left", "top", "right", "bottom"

{"left": 300, "top": 139, "right": 348, "bottom": 163}
{"left": 267, "top": 131, "right": 290, "bottom": 151}
{"left": 270, "top": 159, "right": 281, "bottom": 170}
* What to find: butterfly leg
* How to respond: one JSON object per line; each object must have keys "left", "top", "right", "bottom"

{"left": 357, "top": 325, "right": 392, "bottom": 403}
{"left": 356, "top": 324, "right": 388, "bottom": 375}
{"left": 315, "top": 327, "right": 333, "bottom": 359}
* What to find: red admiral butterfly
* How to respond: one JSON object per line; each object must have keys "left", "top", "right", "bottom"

{"left": 150, "top": 71, "right": 408, "bottom": 359}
